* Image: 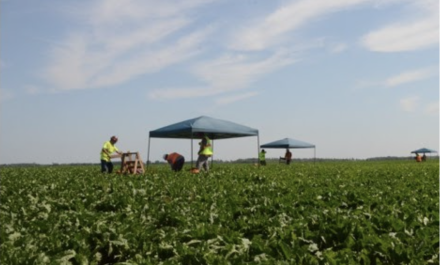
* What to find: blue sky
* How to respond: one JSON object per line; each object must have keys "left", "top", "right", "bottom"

{"left": 1, "top": 0, "right": 438, "bottom": 164}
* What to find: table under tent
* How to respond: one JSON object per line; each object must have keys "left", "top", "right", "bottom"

{"left": 147, "top": 116, "right": 259, "bottom": 168}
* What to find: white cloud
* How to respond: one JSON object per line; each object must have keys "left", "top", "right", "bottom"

{"left": 361, "top": 18, "right": 438, "bottom": 52}
{"left": 148, "top": 49, "right": 298, "bottom": 100}
{"left": 193, "top": 50, "right": 297, "bottom": 91}
{"left": 148, "top": 86, "right": 214, "bottom": 100}
{"left": 89, "top": 28, "right": 211, "bottom": 88}
{"left": 0, "top": 89, "right": 14, "bottom": 102}
{"left": 400, "top": 96, "right": 419, "bottom": 112}
{"left": 361, "top": 0, "right": 439, "bottom": 52}
{"left": 385, "top": 67, "right": 437, "bottom": 87}
{"left": 410, "top": 0, "right": 439, "bottom": 14}
{"left": 25, "top": 85, "right": 42, "bottom": 95}
{"left": 42, "top": 0, "right": 213, "bottom": 91}
{"left": 215, "top": 92, "right": 259, "bottom": 106}
{"left": 329, "top": 43, "right": 348, "bottom": 54}
{"left": 85, "top": 0, "right": 215, "bottom": 26}
{"left": 355, "top": 66, "right": 437, "bottom": 90}
{"left": 229, "top": 0, "right": 368, "bottom": 51}
{"left": 425, "top": 101, "right": 439, "bottom": 115}
{"left": 353, "top": 79, "right": 380, "bottom": 90}
{"left": 38, "top": 0, "right": 438, "bottom": 99}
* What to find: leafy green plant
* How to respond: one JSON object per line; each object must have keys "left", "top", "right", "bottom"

{"left": 1, "top": 161, "right": 438, "bottom": 264}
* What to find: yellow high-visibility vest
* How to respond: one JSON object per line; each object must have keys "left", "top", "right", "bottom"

{"left": 200, "top": 136, "right": 213, "bottom": 156}
{"left": 100, "top": 141, "right": 119, "bottom": 161}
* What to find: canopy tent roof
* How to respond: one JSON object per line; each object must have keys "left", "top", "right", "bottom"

{"left": 147, "top": 116, "right": 260, "bottom": 167}
{"left": 410, "top": 148, "right": 437, "bottom": 154}
{"left": 260, "top": 138, "right": 315, "bottom": 149}
{"left": 149, "top": 116, "right": 258, "bottom": 139}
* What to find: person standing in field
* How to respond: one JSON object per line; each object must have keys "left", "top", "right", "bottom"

{"left": 415, "top": 153, "right": 422, "bottom": 162}
{"left": 259, "top": 149, "right": 267, "bottom": 166}
{"left": 100, "top": 136, "right": 122, "bottom": 173}
{"left": 196, "top": 133, "right": 213, "bottom": 172}
{"left": 285, "top": 148, "right": 292, "bottom": 165}
{"left": 163, "top": 152, "right": 185, "bottom": 172}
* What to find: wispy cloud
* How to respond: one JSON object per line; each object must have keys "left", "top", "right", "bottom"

{"left": 424, "top": 101, "right": 439, "bottom": 115}
{"left": 193, "top": 50, "right": 297, "bottom": 91}
{"left": 328, "top": 43, "right": 348, "bottom": 54}
{"left": 355, "top": 66, "right": 437, "bottom": 90}
{"left": 148, "top": 49, "right": 299, "bottom": 100}
{"left": 385, "top": 67, "right": 437, "bottom": 87}
{"left": 360, "top": 0, "right": 438, "bottom": 52}
{"left": 148, "top": 86, "right": 213, "bottom": 100}
{"left": 400, "top": 96, "right": 419, "bottom": 112}
{"left": 90, "top": 28, "right": 211, "bottom": 88}
{"left": 361, "top": 19, "right": 438, "bottom": 52}
{"left": 399, "top": 98, "right": 439, "bottom": 115}
{"left": 42, "top": 0, "right": 213, "bottom": 91}
{"left": 229, "top": 0, "right": 368, "bottom": 51}
{"left": 85, "top": 0, "right": 215, "bottom": 26}
{"left": 0, "top": 88, "right": 14, "bottom": 102}
{"left": 38, "top": 0, "right": 437, "bottom": 101}
{"left": 25, "top": 85, "right": 42, "bottom": 95}
{"left": 215, "top": 92, "right": 259, "bottom": 106}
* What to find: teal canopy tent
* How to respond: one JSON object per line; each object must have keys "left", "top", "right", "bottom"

{"left": 260, "top": 138, "right": 316, "bottom": 162}
{"left": 410, "top": 148, "right": 437, "bottom": 154}
{"left": 148, "top": 116, "right": 259, "bottom": 167}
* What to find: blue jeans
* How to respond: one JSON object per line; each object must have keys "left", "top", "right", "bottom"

{"left": 101, "top": 160, "right": 113, "bottom": 173}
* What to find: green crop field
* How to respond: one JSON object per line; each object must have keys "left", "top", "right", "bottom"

{"left": 1, "top": 160, "right": 439, "bottom": 264}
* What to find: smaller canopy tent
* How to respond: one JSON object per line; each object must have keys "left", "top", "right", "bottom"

{"left": 410, "top": 148, "right": 437, "bottom": 154}
{"left": 260, "top": 138, "right": 316, "bottom": 162}
{"left": 261, "top": 138, "right": 315, "bottom": 149}
{"left": 148, "top": 116, "right": 259, "bottom": 166}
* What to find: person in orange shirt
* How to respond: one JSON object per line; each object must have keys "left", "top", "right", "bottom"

{"left": 285, "top": 149, "right": 292, "bottom": 165}
{"left": 415, "top": 153, "right": 422, "bottom": 162}
{"left": 163, "top": 152, "right": 185, "bottom": 171}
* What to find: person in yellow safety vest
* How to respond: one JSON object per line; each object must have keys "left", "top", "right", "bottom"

{"left": 259, "top": 149, "right": 267, "bottom": 166}
{"left": 100, "top": 136, "right": 123, "bottom": 173}
{"left": 196, "top": 133, "right": 213, "bottom": 172}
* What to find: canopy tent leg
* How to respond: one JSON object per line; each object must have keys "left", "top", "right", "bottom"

{"left": 146, "top": 136, "right": 151, "bottom": 169}
{"left": 314, "top": 147, "right": 316, "bottom": 164}
{"left": 257, "top": 133, "right": 260, "bottom": 165}
{"left": 191, "top": 132, "right": 194, "bottom": 168}
{"left": 211, "top": 139, "right": 214, "bottom": 168}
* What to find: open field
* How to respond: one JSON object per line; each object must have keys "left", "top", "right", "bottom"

{"left": 1, "top": 160, "right": 439, "bottom": 264}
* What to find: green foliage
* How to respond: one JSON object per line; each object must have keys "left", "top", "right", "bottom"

{"left": 1, "top": 161, "right": 438, "bottom": 264}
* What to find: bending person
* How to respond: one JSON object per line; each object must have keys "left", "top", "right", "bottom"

{"left": 163, "top": 152, "right": 185, "bottom": 172}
